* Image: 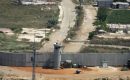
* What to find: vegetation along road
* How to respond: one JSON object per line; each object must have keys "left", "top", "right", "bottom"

{"left": 39, "top": 0, "right": 76, "bottom": 52}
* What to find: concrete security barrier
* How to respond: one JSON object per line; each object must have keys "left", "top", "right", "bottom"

{"left": 0, "top": 52, "right": 130, "bottom": 67}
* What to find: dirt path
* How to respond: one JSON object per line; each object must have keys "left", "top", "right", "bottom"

{"left": 39, "top": 0, "right": 76, "bottom": 53}
{"left": 63, "top": 5, "right": 97, "bottom": 53}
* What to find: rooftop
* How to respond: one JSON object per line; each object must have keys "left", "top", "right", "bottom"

{"left": 113, "top": 2, "right": 129, "bottom": 5}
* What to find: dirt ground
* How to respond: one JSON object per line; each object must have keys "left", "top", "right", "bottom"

{"left": 12, "top": 67, "right": 93, "bottom": 75}
{"left": 63, "top": 5, "right": 97, "bottom": 53}
{"left": 1, "top": 66, "right": 130, "bottom": 80}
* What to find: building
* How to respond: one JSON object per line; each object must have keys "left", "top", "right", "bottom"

{"left": 107, "top": 24, "right": 130, "bottom": 33}
{"left": 113, "top": 2, "right": 129, "bottom": 9}
{"left": 21, "top": 0, "right": 55, "bottom": 5}
{"left": 96, "top": 0, "right": 113, "bottom": 8}
{"left": 127, "top": 0, "right": 130, "bottom": 5}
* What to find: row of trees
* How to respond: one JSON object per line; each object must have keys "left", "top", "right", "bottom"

{"left": 88, "top": 8, "right": 110, "bottom": 40}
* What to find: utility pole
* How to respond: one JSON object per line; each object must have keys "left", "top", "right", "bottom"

{"left": 32, "top": 34, "right": 36, "bottom": 80}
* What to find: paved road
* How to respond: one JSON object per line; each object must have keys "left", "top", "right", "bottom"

{"left": 39, "top": 0, "right": 76, "bottom": 52}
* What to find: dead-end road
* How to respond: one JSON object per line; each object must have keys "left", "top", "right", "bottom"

{"left": 39, "top": 0, "right": 76, "bottom": 52}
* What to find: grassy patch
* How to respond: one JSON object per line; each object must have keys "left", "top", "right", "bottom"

{"left": 80, "top": 46, "right": 130, "bottom": 53}
{"left": 0, "top": 0, "right": 59, "bottom": 29}
{"left": 90, "top": 38, "right": 130, "bottom": 46}
{"left": 0, "top": 33, "right": 27, "bottom": 51}
{"left": 0, "top": 33, "right": 41, "bottom": 51}
{"left": 0, "top": 0, "right": 59, "bottom": 51}
{"left": 107, "top": 10, "right": 130, "bottom": 24}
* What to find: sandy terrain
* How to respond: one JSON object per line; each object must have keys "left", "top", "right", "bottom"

{"left": 0, "top": 66, "right": 130, "bottom": 80}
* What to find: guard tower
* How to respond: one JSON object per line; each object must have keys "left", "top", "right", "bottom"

{"left": 53, "top": 42, "right": 62, "bottom": 69}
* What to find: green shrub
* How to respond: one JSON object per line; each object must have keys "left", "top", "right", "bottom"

{"left": 10, "top": 26, "right": 22, "bottom": 33}
{"left": 47, "top": 17, "right": 58, "bottom": 28}
{"left": 121, "top": 67, "right": 129, "bottom": 71}
{"left": 75, "top": 6, "right": 84, "bottom": 28}
{"left": 44, "top": 37, "right": 50, "bottom": 41}
{"left": 88, "top": 31, "right": 97, "bottom": 40}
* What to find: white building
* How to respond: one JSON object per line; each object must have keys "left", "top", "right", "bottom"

{"left": 21, "top": 0, "right": 55, "bottom": 5}
{"left": 107, "top": 24, "right": 130, "bottom": 33}
{"left": 113, "top": 2, "right": 129, "bottom": 9}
